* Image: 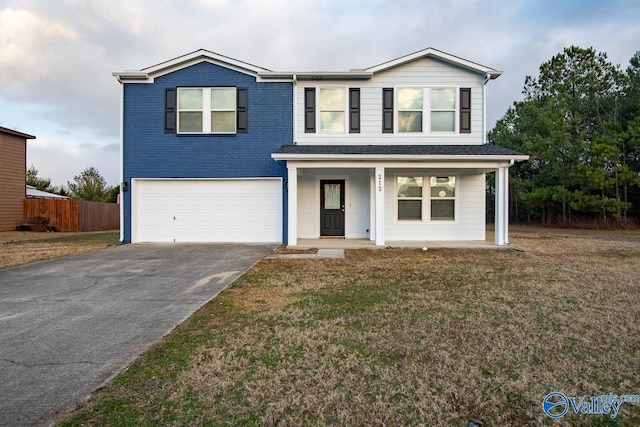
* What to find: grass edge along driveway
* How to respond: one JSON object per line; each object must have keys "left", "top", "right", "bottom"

{"left": 57, "top": 229, "right": 640, "bottom": 426}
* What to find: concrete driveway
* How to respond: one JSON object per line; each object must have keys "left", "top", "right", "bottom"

{"left": 0, "top": 243, "right": 275, "bottom": 426}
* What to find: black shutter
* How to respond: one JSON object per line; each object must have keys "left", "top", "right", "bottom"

{"left": 349, "top": 88, "right": 361, "bottom": 133}
{"left": 164, "top": 88, "right": 176, "bottom": 133}
{"left": 460, "top": 88, "right": 471, "bottom": 133}
{"left": 304, "top": 88, "right": 316, "bottom": 133}
{"left": 382, "top": 88, "right": 394, "bottom": 133}
{"left": 237, "top": 87, "right": 248, "bottom": 133}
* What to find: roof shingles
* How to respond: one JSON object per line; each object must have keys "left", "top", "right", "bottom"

{"left": 274, "top": 144, "right": 525, "bottom": 156}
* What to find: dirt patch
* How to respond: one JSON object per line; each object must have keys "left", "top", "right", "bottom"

{"left": 272, "top": 244, "right": 318, "bottom": 254}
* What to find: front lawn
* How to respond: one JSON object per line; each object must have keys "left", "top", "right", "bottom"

{"left": 0, "top": 231, "right": 120, "bottom": 269}
{"left": 58, "top": 229, "right": 640, "bottom": 426}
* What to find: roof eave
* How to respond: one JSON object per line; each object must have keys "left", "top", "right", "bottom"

{"left": 0, "top": 126, "right": 36, "bottom": 139}
{"left": 112, "top": 71, "right": 150, "bottom": 83}
{"left": 271, "top": 153, "right": 530, "bottom": 162}
{"left": 113, "top": 49, "right": 272, "bottom": 83}
{"left": 259, "top": 71, "right": 373, "bottom": 80}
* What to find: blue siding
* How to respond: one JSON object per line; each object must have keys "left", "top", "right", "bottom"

{"left": 122, "top": 61, "right": 292, "bottom": 243}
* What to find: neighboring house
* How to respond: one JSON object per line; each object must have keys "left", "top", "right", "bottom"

{"left": 114, "top": 48, "right": 527, "bottom": 245}
{"left": 0, "top": 126, "right": 35, "bottom": 231}
{"left": 26, "top": 185, "right": 69, "bottom": 199}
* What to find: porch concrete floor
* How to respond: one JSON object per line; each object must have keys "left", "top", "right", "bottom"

{"left": 289, "top": 239, "right": 499, "bottom": 250}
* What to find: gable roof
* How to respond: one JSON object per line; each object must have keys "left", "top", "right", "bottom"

{"left": 272, "top": 145, "right": 528, "bottom": 162}
{"left": 114, "top": 47, "right": 502, "bottom": 83}
{"left": 0, "top": 126, "right": 36, "bottom": 140}
{"left": 113, "top": 49, "right": 271, "bottom": 83}
{"left": 364, "top": 47, "right": 502, "bottom": 79}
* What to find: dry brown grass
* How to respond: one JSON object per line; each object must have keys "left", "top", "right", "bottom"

{"left": 0, "top": 231, "right": 120, "bottom": 269}
{"left": 59, "top": 228, "right": 640, "bottom": 427}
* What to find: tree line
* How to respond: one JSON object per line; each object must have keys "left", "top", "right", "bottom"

{"left": 27, "top": 165, "right": 119, "bottom": 203}
{"left": 489, "top": 46, "right": 640, "bottom": 226}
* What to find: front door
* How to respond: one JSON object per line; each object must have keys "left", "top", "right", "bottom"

{"left": 320, "top": 180, "right": 345, "bottom": 236}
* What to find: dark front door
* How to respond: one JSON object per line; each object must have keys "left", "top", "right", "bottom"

{"left": 320, "top": 180, "right": 345, "bottom": 236}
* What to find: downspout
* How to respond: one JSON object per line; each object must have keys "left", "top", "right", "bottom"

{"left": 118, "top": 80, "right": 124, "bottom": 243}
{"left": 482, "top": 72, "right": 490, "bottom": 145}
{"left": 292, "top": 74, "right": 297, "bottom": 145}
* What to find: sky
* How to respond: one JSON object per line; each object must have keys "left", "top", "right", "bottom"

{"left": 1, "top": 0, "right": 638, "bottom": 187}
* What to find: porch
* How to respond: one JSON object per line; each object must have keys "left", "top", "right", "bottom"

{"left": 272, "top": 144, "right": 529, "bottom": 247}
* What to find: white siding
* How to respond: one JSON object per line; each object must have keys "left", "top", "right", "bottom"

{"left": 296, "top": 169, "right": 370, "bottom": 239}
{"left": 384, "top": 171, "right": 486, "bottom": 241}
{"left": 296, "top": 57, "right": 485, "bottom": 145}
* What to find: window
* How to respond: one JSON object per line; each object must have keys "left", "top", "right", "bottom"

{"left": 397, "top": 177, "right": 423, "bottom": 220}
{"left": 431, "top": 88, "right": 455, "bottom": 132}
{"left": 177, "top": 87, "right": 236, "bottom": 133}
{"left": 430, "top": 176, "right": 455, "bottom": 221}
{"left": 319, "top": 87, "right": 345, "bottom": 133}
{"left": 394, "top": 87, "right": 457, "bottom": 133}
{"left": 397, "top": 88, "right": 423, "bottom": 133}
{"left": 210, "top": 88, "right": 236, "bottom": 132}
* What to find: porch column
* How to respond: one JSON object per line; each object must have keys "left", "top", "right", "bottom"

{"left": 495, "top": 166, "right": 509, "bottom": 245}
{"left": 375, "top": 167, "right": 385, "bottom": 246}
{"left": 287, "top": 166, "right": 297, "bottom": 246}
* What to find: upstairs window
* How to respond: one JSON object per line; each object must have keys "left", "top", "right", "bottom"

{"left": 177, "top": 87, "right": 237, "bottom": 133}
{"left": 393, "top": 87, "right": 458, "bottom": 133}
{"left": 397, "top": 88, "right": 423, "bottom": 133}
{"left": 319, "top": 87, "right": 345, "bottom": 133}
{"left": 304, "top": 87, "right": 359, "bottom": 133}
{"left": 430, "top": 88, "right": 456, "bottom": 132}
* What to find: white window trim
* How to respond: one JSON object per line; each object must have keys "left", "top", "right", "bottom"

{"left": 393, "top": 174, "right": 459, "bottom": 224}
{"left": 395, "top": 86, "right": 459, "bottom": 135}
{"left": 177, "top": 87, "right": 237, "bottom": 134}
{"left": 317, "top": 86, "right": 347, "bottom": 134}
{"left": 429, "top": 175, "right": 458, "bottom": 222}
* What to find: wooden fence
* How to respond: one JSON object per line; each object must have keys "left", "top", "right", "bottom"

{"left": 23, "top": 199, "right": 119, "bottom": 232}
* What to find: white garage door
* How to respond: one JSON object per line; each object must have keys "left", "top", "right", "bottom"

{"left": 132, "top": 179, "right": 282, "bottom": 243}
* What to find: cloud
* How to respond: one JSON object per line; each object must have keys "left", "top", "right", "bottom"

{"left": 1, "top": 0, "right": 639, "bottom": 186}
{"left": 27, "top": 136, "right": 120, "bottom": 187}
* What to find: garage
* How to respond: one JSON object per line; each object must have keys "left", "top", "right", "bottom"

{"left": 131, "top": 178, "right": 282, "bottom": 243}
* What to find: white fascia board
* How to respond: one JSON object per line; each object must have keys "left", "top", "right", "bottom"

{"left": 271, "top": 153, "right": 530, "bottom": 162}
{"left": 259, "top": 71, "right": 372, "bottom": 80}
{"left": 142, "top": 49, "right": 270, "bottom": 74}
{"left": 284, "top": 160, "right": 517, "bottom": 170}
{"left": 365, "top": 47, "right": 502, "bottom": 78}
{"left": 112, "top": 71, "right": 150, "bottom": 83}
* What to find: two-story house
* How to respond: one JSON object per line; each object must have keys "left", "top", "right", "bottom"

{"left": 114, "top": 48, "right": 527, "bottom": 246}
